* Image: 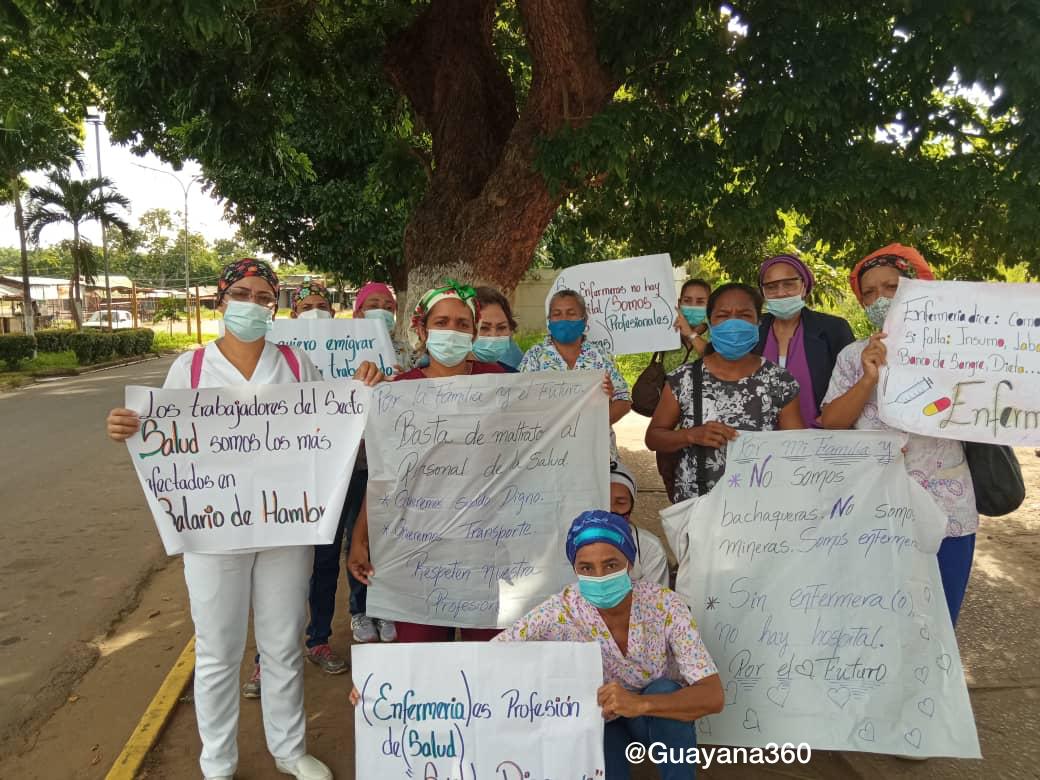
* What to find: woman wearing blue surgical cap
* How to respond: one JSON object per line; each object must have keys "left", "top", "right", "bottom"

{"left": 494, "top": 511, "right": 722, "bottom": 780}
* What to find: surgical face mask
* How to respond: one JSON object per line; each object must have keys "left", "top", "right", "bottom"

{"left": 364, "top": 308, "right": 396, "bottom": 332}
{"left": 472, "top": 335, "right": 511, "bottom": 363}
{"left": 709, "top": 318, "right": 760, "bottom": 361}
{"left": 764, "top": 294, "right": 806, "bottom": 321}
{"left": 865, "top": 295, "right": 893, "bottom": 330}
{"left": 425, "top": 329, "right": 473, "bottom": 367}
{"left": 577, "top": 568, "right": 632, "bottom": 609}
{"left": 681, "top": 305, "right": 707, "bottom": 327}
{"left": 223, "top": 300, "right": 273, "bottom": 343}
{"left": 297, "top": 308, "right": 331, "bottom": 320}
{"left": 547, "top": 318, "right": 586, "bottom": 345}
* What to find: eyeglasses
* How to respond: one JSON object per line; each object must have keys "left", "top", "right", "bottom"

{"left": 762, "top": 277, "right": 803, "bottom": 296}
{"left": 227, "top": 287, "right": 278, "bottom": 308}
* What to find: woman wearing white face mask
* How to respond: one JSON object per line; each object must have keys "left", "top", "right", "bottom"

{"left": 352, "top": 281, "right": 414, "bottom": 371}
{"left": 349, "top": 280, "right": 506, "bottom": 643}
{"left": 291, "top": 278, "right": 334, "bottom": 320}
{"left": 105, "top": 259, "right": 332, "bottom": 780}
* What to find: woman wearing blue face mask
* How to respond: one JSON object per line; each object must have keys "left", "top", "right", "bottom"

{"left": 754, "top": 254, "right": 855, "bottom": 427}
{"left": 473, "top": 286, "right": 523, "bottom": 370}
{"left": 491, "top": 510, "right": 723, "bottom": 779}
{"left": 669, "top": 278, "right": 712, "bottom": 370}
{"left": 646, "top": 283, "right": 805, "bottom": 501}
{"left": 105, "top": 259, "right": 333, "bottom": 780}
{"left": 518, "top": 289, "right": 632, "bottom": 462}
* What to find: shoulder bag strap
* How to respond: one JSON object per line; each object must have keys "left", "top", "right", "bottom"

{"left": 190, "top": 347, "right": 205, "bottom": 389}
{"left": 692, "top": 359, "right": 707, "bottom": 495}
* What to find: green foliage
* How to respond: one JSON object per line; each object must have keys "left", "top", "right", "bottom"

{"left": 0, "top": 334, "right": 36, "bottom": 370}
{"left": 67, "top": 327, "right": 154, "bottom": 365}
{"left": 152, "top": 331, "right": 217, "bottom": 352}
{"left": 34, "top": 328, "right": 74, "bottom": 353}
{"left": 153, "top": 297, "right": 184, "bottom": 322}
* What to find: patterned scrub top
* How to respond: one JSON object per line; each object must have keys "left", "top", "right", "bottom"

{"left": 667, "top": 358, "right": 800, "bottom": 501}
{"left": 493, "top": 580, "right": 717, "bottom": 691}
{"left": 519, "top": 337, "right": 631, "bottom": 462}
{"left": 822, "top": 339, "right": 978, "bottom": 537}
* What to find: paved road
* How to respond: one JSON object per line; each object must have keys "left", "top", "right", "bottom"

{"left": 0, "top": 356, "right": 177, "bottom": 752}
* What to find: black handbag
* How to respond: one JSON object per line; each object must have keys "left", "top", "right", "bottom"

{"left": 632, "top": 346, "right": 692, "bottom": 417}
{"left": 963, "top": 442, "right": 1025, "bottom": 517}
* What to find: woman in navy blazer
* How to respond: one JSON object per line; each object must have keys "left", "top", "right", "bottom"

{"left": 755, "top": 254, "right": 855, "bottom": 426}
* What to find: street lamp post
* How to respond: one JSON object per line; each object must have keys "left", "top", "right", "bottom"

{"left": 85, "top": 113, "right": 112, "bottom": 330}
{"left": 132, "top": 163, "right": 201, "bottom": 336}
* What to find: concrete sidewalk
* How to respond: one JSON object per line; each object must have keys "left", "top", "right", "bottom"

{"left": 144, "top": 417, "right": 1040, "bottom": 778}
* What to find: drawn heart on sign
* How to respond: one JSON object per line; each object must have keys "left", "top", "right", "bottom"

{"left": 923, "top": 585, "right": 933, "bottom": 603}
{"left": 743, "top": 708, "right": 761, "bottom": 731}
{"left": 904, "top": 728, "right": 923, "bottom": 750}
{"left": 920, "top": 626, "right": 931, "bottom": 641}
{"left": 794, "top": 659, "right": 815, "bottom": 678}
{"left": 725, "top": 680, "right": 739, "bottom": 706}
{"left": 937, "top": 653, "right": 953, "bottom": 673}
{"left": 766, "top": 684, "right": 790, "bottom": 709}
{"left": 827, "top": 686, "right": 851, "bottom": 709}
{"left": 857, "top": 720, "right": 876, "bottom": 742}
{"left": 918, "top": 697, "right": 936, "bottom": 718}
{"left": 913, "top": 666, "right": 929, "bottom": 685}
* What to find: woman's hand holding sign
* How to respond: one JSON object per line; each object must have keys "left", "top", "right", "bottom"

{"left": 107, "top": 408, "right": 141, "bottom": 441}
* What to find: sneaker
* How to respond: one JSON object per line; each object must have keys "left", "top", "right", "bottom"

{"left": 305, "top": 643, "right": 348, "bottom": 674}
{"left": 351, "top": 614, "right": 378, "bottom": 643}
{"left": 375, "top": 619, "right": 397, "bottom": 643}
{"left": 275, "top": 753, "right": 333, "bottom": 779}
{"left": 242, "top": 663, "right": 261, "bottom": 698}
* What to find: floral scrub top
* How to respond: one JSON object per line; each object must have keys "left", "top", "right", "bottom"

{"left": 494, "top": 580, "right": 717, "bottom": 691}
{"left": 668, "top": 358, "right": 800, "bottom": 501}
{"left": 519, "top": 337, "right": 630, "bottom": 463}
{"left": 823, "top": 339, "right": 978, "bottom": 537}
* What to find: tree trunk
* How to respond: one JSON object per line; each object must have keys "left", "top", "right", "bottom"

{"left": 385, "top": 0, "right": 615, "bottom": 318}
{"left": 71, "top": 223, "right": 83, "bottom": 328}
{"left": 11, "top": 179, "right": 35, "bottom": 340}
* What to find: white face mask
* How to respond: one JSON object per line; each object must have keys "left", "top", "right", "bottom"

{"left": 364, "top": 308, "right": 396, "bottom": 332}
{"left": 297, "top": 309, "right": 332, "bottom": 320}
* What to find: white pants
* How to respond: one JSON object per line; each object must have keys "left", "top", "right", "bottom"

{"left": 183, "top": 547, "right": 313, "bottom": 777}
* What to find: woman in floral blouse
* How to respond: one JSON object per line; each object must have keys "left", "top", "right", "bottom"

{"left": 493, "top": 510, "right": 722, "bottom": 780}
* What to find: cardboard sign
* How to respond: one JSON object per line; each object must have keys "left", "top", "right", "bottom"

{"left": 124, "top": 381, "right": 368, "bottom": 555}
{"left": 269, "top": 318, "right": 400, "bottom": 379}
{"left": 661, "top": 430, "right": 980, "bottom": 758}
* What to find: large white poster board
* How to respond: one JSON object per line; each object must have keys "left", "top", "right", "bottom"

{"left": 353, "top": 642, "right": 605, "bottom": 780}
{"left": 365, "top": 371, "right": 610, "bottom": 628}
{"left": 124, "top": 382, "right": 368, "bottom": 554}
{"left": 661, "top": 430, "right": 980, "bottom": 758}
{"left": 880, "top": 279, "right": 1040, "bottom": 445}
{"left": 269, "top": 318, "right": 400, "bottom": 379}
{"left": 549, "top": 253, "right": 680, "bottom": 356}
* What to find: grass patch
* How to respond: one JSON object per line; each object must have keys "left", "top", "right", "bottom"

{"left": 23, "top": 350, "right": 80, "bottom": 372}
{"left": 153, "top": 331, "right": 218, "bottom": 352}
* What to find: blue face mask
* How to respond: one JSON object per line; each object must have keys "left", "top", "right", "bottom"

{"left": 223, "top": 301, "right": 273, "bottom": 343}
{"left": 578, "top": 568, "right": 632, "bottom": 609}
{"left": 365, "top": 308, "right": 396, "bottom": 332}
{"left": 709, "top": 318, "right": 760, "bottom": 360}
{"left": 765, "top": 295, "right": 806, "bottom": 321}
{"left": 472, "top": 335, "right": 511, "bottom": 363}
{"left": 681, "top": 305, "right": 707, "bottom": 327}
{"left": 548, "top": 318, "right": 586, "bottom": 345}
{"left": 425, "top": 329, "right": 473, "bottom": 367}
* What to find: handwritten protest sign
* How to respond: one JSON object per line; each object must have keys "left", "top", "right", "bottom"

{"left": 549, "top": 254, "right": 680, "bottom": 356}
{"left": 661, "top": 430, "right": 980, "bottom": 758}
{"left": 353, "top": 642, "right": 605, "bottom": 780}
{"left": 124, "top": 382, "right": 368, "bottom": 555}
{"left": 365, "top": 371, "right": 610, "bottom": 628}
{"left": 269, "top": 318, "right": 400, "bottom": 379}
{"left": 880, "top": 279, "right": 1040, "bottom": 445}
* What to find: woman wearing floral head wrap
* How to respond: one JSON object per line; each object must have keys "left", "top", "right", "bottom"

{"left": 349, "top": 280, "right": 506, "bottom": 642}
{"left": 492, "top": 510, "right": 722, "bottom": 780}
{"left": 821, "top": 244, "right": 976, "bottom": 624}
{"left": 105, "top": 259, "right": 333, "bottom": 780}
{"left": 352, "top": 281, "right": 414, "bottom": 371}
{"left": 291, "top": 278, "right": 334, "bottom": 319}
{"left": 755, "top": 253, "right": 855, "bottom": 426}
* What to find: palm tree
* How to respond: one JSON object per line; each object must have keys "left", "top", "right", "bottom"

{"left": 24, "top": 170, "right": 130, "bottom": 327}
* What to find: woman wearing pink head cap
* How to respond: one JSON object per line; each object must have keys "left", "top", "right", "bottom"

{"left": 353, "top": 281, "right": 414, "bottom": 372}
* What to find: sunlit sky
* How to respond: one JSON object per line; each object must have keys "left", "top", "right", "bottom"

{"left": 0, "top": 115, "right": 237, "bottom": 250}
